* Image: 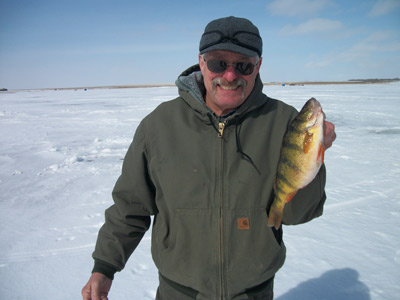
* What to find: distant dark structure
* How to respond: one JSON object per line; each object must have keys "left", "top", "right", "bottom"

{"left": 348, "top": 78, "right": 400, "bottom": 83}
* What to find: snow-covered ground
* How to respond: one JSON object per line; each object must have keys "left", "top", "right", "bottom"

{"left": 1, "top": 82, "right": 399, "bottom": 300}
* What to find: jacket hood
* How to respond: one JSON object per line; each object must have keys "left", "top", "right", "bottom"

{"left": 175, "top": 64, "right": 268, "bottom": 124}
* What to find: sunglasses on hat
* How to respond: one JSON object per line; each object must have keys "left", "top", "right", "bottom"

{"left": 203, "top": 58, "right": 258, "bottom": 76}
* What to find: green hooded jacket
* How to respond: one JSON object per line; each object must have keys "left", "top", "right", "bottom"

{"left": 92, "top": 65, "right": 327, "bottom": 299}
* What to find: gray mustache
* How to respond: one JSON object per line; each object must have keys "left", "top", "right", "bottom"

{"left": 212, "top": 77, "right": 247, "bottom": 90}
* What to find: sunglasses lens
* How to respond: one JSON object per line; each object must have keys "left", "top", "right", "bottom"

{"left": 206, "top": 60, "right": 255, "bottom": 76}
{"left": 236, "top": 63, "right": 254, "bottom": 75}
{"left": 206, "top": 60, "right": 227, "bottom": 73}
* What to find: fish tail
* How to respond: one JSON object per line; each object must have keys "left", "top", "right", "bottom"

{"left": 268, "top": 206, "right": 283, "bottom": 230}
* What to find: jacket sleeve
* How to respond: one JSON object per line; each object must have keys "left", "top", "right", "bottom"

{"left": 92, "top": 121, "right": 157, "bottom": 279}
{"left": 282, "top": 163, "right": 327, "bottom": 225}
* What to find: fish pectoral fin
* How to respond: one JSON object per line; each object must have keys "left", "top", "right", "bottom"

{"left": 303, "top": 131, "right": 314, "bottom": 153}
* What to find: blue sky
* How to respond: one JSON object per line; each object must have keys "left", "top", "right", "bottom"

{"left": 0, "top": 0, "right": 399, "bottom": 89}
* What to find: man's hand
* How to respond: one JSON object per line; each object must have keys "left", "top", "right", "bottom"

{"left": 323, "top": 121, "right": 336, "bottom": 150}
{"left": 82, "top": 272, "right": 112, "bottom": 300}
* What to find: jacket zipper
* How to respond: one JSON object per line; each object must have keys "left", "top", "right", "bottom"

{"left": 218, "top": 121, "right": 226, "bottom": 299}
{"left": 218, "top": 121, "right": 226, "bottom": 138}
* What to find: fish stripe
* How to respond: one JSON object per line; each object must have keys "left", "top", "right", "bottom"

{"left": 288, "top": 126, "right": 303, "bottom": 134}
{"left": 275, "top": 172, "right": 295, "bottom": 189}
{"left": 279, "top": 156, "right": 302, "bottom": 172}
{"left": 282, "top": 141, "right": 303, "bottom": 152}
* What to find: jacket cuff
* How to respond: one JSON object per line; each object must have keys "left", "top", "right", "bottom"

{"left": 92, "top": 259, "right": 118, "bottom": 280}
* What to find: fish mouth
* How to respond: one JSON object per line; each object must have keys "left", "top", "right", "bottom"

{"left": 309, "top": 109, "right": 325, "bottom": 128}
{"left": 304, "top": 98, "right": 325, "bottom": 129}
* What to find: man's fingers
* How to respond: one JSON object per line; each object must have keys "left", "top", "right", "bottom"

{"left": 91, "top": 280, "right": 101, "bottom": 300}
{"left": 323, "top": 121, "right": 336, "bottom": 149}
{"left": 81, "top": 282, "right": 92, "bottom": 300}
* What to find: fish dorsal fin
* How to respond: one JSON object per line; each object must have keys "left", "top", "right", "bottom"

{"left": 303, "top": 131, "right": 314, "bottom": 153}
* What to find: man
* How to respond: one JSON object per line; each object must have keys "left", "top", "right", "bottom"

{"left": 82, "top": 16, "right": 336, "bottom": 300}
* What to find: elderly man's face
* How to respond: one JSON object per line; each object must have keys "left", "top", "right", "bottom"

{"left": 199, "top": 50, "right": 262, "bottom": 116}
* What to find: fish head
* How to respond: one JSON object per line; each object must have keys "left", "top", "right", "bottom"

{"left": 297, "top": 97, "right": 325, "bottom": 130}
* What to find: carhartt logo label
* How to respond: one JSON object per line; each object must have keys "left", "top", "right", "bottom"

{"left": 238, "top": 218, "right": 250, "bottom": 230}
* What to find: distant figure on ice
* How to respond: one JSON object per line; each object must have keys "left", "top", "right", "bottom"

{"left": 82, "top": 16, "right": 336, "bottom": 300}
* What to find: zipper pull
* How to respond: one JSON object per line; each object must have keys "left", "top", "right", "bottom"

{"left": 218, "top": 122, "right": 226, "bottom": 137}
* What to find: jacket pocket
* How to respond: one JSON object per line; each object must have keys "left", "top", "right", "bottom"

{"left": 152, "top": 212, "right": 173, "bottom": 251}
{"left": 151, "top": 208, "right": 220, "bottom": 296}
{"left": 224, "top": 208, "right": 285, "bottom": 297}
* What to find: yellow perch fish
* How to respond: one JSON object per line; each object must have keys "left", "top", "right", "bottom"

{"left": 268, "top": 97, "right": 325, "bottom": 229}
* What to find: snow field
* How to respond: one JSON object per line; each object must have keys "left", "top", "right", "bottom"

{"left": 0, "top": 83, "right": 399, "bottom": 299}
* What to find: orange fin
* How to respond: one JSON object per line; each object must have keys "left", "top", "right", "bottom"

{"left": 286, "top": 191, "right": 297, "bottom": 203}
{"left": 303, "top": 131, "right": 314, "bottom": 153}
{"left": 317, "top": 142, "right": 325, "bottom": 163}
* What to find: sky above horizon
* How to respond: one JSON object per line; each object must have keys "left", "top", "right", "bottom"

{"left": 1, "top": 0, "right": 399, "bottom": 90}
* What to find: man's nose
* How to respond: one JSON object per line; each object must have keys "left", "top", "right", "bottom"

{"left": 222, "top": 65, "right": 238, "bottom": 82}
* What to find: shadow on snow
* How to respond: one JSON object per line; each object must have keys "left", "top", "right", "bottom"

{"left": 276, "top": 268, "right": 370, "bottom": 300}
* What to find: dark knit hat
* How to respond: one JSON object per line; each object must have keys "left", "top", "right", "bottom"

{"left": 199, "top": 16, "right": 262, "bottom": 57}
